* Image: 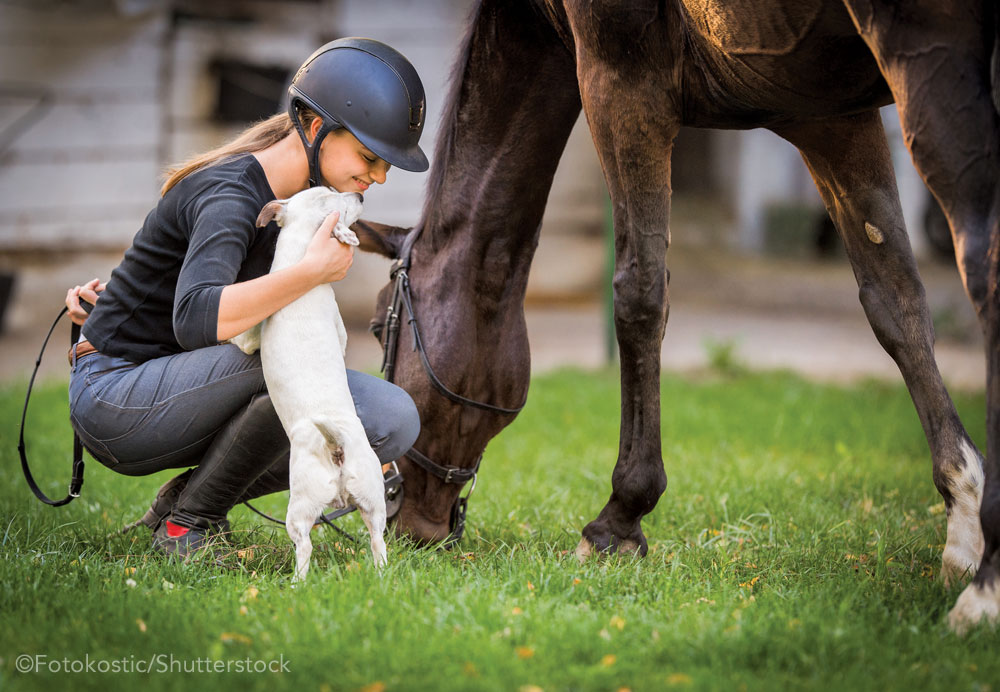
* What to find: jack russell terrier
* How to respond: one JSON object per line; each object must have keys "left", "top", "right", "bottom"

{"left": 232, "top": 186, "right": 387, "bottom": 580}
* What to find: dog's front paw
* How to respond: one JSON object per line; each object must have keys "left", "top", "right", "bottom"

{"left": 230, "top": 325, "right": 261, "bottom": 355}
{"left": 333, "top": 224, "right": 360, "bottom": 246}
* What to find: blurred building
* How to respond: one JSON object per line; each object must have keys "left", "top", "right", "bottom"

{"left": 0, "top": 0, "right": 946, "bottom": 325}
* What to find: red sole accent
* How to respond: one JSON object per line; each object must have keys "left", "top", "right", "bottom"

{"left": 165, "top": 520, "right": 189, "bottom": 538}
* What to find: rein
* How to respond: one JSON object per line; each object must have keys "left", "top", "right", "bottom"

{"left": 378, "top": 225, "right": 526, "bottom": 546}
{"left": 18, "top": 307, "right": 86, "bottom": 507}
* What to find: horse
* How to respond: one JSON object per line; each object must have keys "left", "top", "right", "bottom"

{"left": 353, "top": 0, "right": 1000, "bottom": 632}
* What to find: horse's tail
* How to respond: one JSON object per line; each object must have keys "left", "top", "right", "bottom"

{"left": 991, "top": 0, "right": 1000, "bottom": 115}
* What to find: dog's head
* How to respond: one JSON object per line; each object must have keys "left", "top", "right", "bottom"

{"left": 256, "top": 188, "right": 365, "bottom": 241}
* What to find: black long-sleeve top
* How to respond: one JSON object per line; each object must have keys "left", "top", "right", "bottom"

{"left": 83, "top": 154, "right": 279, "bottom": 363}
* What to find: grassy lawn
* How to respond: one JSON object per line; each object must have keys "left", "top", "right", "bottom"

{"left": 0, "top": 368, "right": 996, "bottom": 691}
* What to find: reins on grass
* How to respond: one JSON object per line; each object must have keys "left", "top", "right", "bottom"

{"left": 18, "top": 306, "right": 86, "bottom": 507}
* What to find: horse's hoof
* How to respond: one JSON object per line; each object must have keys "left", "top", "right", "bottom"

{"left": 578, "top": 520, "right": 648, "bottom": 562}
{"left": 941, "top": 544, "right": 980, "bottom": 587}
{"left": 948, "top": 580, "right": 1000, "bottom": 635}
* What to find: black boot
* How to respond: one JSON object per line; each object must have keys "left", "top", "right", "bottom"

{"left": 237, "top": 456, "right": 290, "bottom": 503}
{"left": 152, "top": 393, "right": 288, "bottom": 557}
{"left": 123, "top": 467, "right": 195, "bottom": 535}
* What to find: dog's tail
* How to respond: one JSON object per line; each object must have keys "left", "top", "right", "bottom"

{"left": 313, "top": 418, "right": 345, "bottom": 467}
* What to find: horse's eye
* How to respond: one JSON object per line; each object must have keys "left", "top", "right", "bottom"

{"left": 369, "top": 321, "right": 384, "bottom": 342}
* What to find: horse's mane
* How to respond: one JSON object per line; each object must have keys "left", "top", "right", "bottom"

{"left": 418, "top": 1, "right": 483, "bottom": 231}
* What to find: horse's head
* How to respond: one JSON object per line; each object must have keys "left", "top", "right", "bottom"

{"left": 351, "top": 218, "right": 525, "bottom": 546}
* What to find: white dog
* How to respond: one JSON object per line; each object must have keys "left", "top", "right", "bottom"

{"left": 231, "top": 187, "right": 387, "bottom": 580}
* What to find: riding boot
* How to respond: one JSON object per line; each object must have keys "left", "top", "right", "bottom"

{"left": 237, "top": 455, "right": 290, "bottom": 503}
{"left": 152, "top": 392, "right": 288, "bottom": 556}
{"left": 123, "top": 467, "right": 195, "bottom": 534}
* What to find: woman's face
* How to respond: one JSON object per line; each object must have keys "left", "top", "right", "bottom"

{"left": 313, "top": 122, "right": 391, "bottom": 194}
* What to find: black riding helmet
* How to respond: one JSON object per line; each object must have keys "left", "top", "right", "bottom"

{"left": 288, "top": 37, "right": 429, "bottom": 188}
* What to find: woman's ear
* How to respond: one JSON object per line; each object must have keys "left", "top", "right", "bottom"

{"left": 350, "top": 219, "right": 411, "bottom": 258}
{"left": 308, "top": 116, "right": 324, "bottom": 144}
{"left": 256, "top": 200, "right": 288, "bottom": 227}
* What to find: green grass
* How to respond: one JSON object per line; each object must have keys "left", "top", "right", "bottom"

{"left": 0, "top": 369, "right": 996, "bottom": 691}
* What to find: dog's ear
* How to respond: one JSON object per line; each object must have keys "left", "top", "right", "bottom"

{"left": 256, "top": 200, "right": 287, "bottom": 228}
{"left": 351, "top": 219, "right": 411, "bottom": 259}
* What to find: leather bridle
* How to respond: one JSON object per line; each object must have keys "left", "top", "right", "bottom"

{"left": 376, "top": 224, "right": 526, "bottom": 547}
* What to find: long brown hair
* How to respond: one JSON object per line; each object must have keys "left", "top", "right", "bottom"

{"left": 159, "top": 109, "right": 317, "bottom": 196}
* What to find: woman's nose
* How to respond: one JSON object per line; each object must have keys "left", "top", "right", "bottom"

{"left": 371, "top": 161, "right": 389, "bottom": 185}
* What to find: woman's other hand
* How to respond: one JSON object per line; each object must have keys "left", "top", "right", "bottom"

{"left": 300, "top": 211, "right": 355, "bottom": 284}
{"left": 66, "top": 278, "right": 106, "bottom": 326}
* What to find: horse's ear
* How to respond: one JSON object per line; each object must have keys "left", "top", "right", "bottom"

{"left": 351, "top": 219, "right": 410, "bottom": 259}
{"left": 256, "top": 200, "right": 287, "bottom": 228}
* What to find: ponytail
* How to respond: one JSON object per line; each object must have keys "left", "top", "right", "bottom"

{"left": 160, "top": 109, "right": 318, "bottom": 196}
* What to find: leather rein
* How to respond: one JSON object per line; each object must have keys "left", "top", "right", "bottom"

{"left": 377, "top": 224, "right": 526, "bottom": 546}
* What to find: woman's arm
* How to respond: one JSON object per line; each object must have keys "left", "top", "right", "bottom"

{"left": 215, "top": 211, "right": 353, "bottom": 341}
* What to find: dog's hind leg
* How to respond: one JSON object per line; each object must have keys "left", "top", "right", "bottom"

{"left": 341, "top": 437, "right": 388, "bottom": 568}
{"left": 286, "top": 423, "right": 339, "bottom": 582}
{"left": 355, "top": 492, "right": 387, "bottom": 569}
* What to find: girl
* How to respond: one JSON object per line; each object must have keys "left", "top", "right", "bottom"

{"left": 65, "top": 38, "right": 426, "bottom": 557}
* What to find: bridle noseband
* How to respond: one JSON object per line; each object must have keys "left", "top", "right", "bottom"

{"left": 379, "top": 224, "right": 526, "bottom": 547}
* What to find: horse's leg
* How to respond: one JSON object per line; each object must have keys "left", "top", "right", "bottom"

{"left": 772, "top": 110, "right": 985, "bottom": 584}
{"left": 572, "top": 57, "right": 677, "bottom": 560}
{"left": 841, "top": 0, "right": 1000, "bottom": 633}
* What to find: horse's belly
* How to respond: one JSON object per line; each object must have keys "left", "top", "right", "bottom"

{"left": 678, "top": 0, "right": 892, "bottom": 125}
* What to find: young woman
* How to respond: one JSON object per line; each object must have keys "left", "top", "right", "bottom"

{"left": 65, "top": 38, "right": 426, "bottom": 557}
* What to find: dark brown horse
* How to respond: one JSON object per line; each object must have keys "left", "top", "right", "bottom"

{"left": 354, "top": 0, "right": 999, "bottom": 632}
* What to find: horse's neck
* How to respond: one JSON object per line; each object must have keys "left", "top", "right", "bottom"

{"left": 416, "top": 0, "right": 580, "bottom": 296}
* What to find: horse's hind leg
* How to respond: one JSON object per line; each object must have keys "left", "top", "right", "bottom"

{"left": 572, "top": 30, "right": 677, "bottom": 559}
{"left": 772, "top": 110, "right": 985, "bottom": 584}
{"left": 843, "top": 0, "right": 1000, "bottom": 633}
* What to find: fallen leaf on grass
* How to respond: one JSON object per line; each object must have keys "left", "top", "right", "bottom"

{"left": 220, "top": 632, "right": 252, "bottom": 645}
{"left": 667, "top": 673, "right": 693, "bottom": 685}
{"left": 609, "top": 615, "right": 625, "bottom": 631}
{"left": 516, "top": 647, "right": 535, "bottom": 659}
{"left": 136, "top": 619, "right": 146, "bottom": 633}
{"left": 359, "top": 683, "right": 385, "bottom": 692}
{"left": 600, "top": 654, "right": 616, "bottom": 667}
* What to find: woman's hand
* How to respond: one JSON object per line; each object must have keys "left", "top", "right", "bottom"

{"left": 216, "top": 212, "right": 355, "bottom": 342}
{"left": 299, "top": 211, "right": 355, "bottom": 284}
{"left": 65, "top": 278, "right": 106, "bottom": 326}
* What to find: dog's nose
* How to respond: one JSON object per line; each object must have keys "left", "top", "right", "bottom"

{"left": 351, "top": 192, "right": 364, "bottom": 204}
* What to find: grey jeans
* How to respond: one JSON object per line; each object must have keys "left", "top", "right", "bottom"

{"left": 68, "top": 342, "right": 419, "bottom": 477}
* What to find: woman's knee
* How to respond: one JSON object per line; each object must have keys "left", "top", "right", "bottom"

{"left": 348, "top": 371, "right": 420, "bottom": 462}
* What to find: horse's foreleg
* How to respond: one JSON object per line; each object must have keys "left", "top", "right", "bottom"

{"left": 772, "top": 110, "right": 985, "bottom": 584}
{"left": 574, "top": 69, "right": 677, "bottom": 560}
{"left": 843, "top": 0, "right": 1000, "bottom": 633}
